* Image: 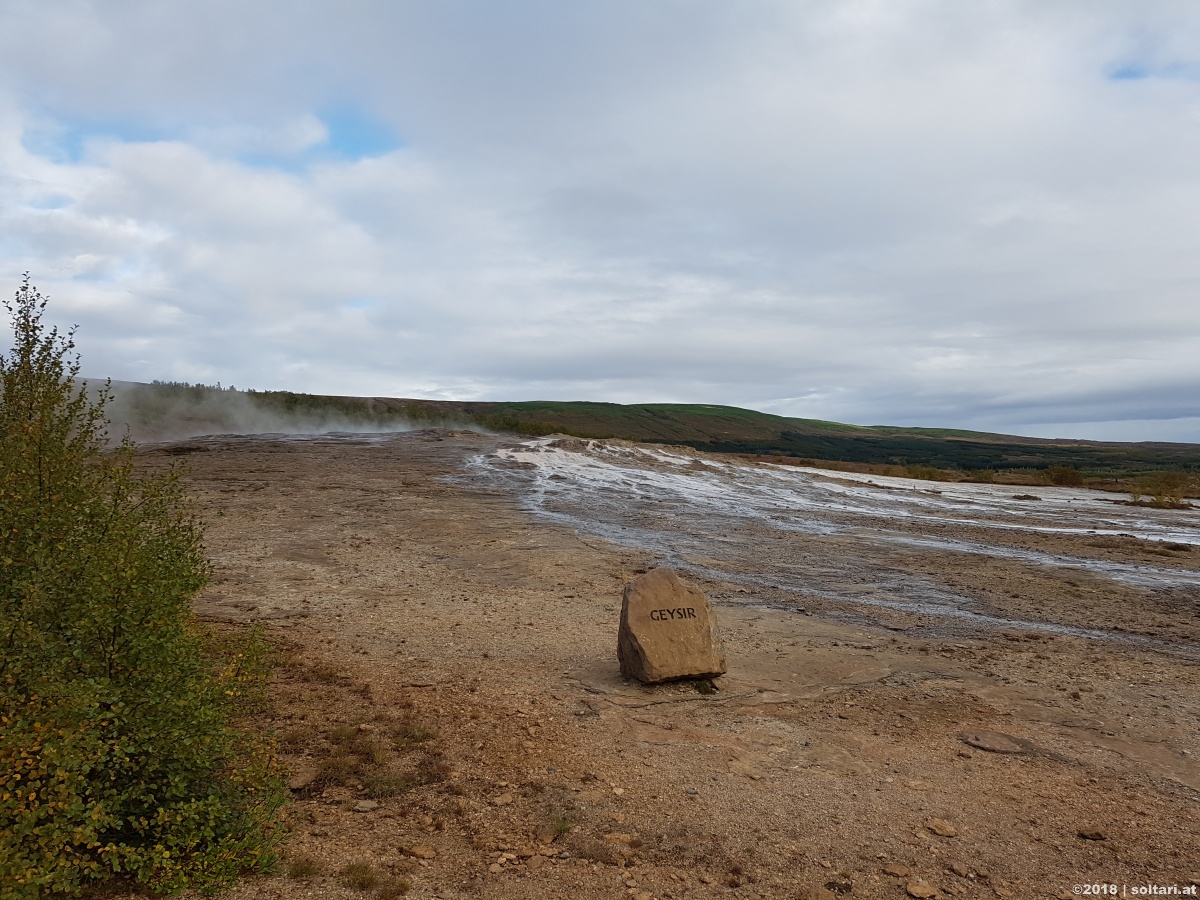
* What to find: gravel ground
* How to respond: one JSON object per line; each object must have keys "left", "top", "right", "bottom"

{"left": 130, "top": 430, "right": 1199, "bottom": 900}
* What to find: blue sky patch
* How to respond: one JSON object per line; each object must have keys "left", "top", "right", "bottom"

{"left": 1108, "top": 61, "right": 1200, "bottom": 82}
{"left": 26, "top": 193, "right": 72, "bottom": 210}
{"left": 1109, "top": 64, "right": 1148, "bottom": 81}
{"left": 231, "top": 106, "right": 402, "bottom": 172}
{"left": 320, "top": 106, "right": 401, "bottom": 160}
{"left": 23, "top": 106, "right": 400, "bottom": 171}
{"left": 21, "top": 116, "right": 172, "bottom": 163}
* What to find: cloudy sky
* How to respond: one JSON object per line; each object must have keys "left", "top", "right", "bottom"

{"left": 2, "top": 1, "right": 1199, "bottom": 441}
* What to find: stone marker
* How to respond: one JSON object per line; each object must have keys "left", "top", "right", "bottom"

{"left": 618, "top": 568, "right": 726, "bottom": 683}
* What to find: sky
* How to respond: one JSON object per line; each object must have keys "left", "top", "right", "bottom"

{"left": 2, "top": 1, "right": 1199, "bottom": 442}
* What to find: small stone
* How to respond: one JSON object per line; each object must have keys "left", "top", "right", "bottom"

{"left": 700, "top": 874, "right": 715, "bottom": 884}
{"left": 613, "top": 787, "right": 625, "bottom": 796}
{"left": 617, "top": 568, "right": 727, "bottom": 683}
{"left": 536, "top": 824, "right": 559, "bottom": 845}
{"left": 409, "top": 845, "right": 437, "bottom": 859}
{"left": 993, "top": 887, "right": 1014, "bottom": 899}
{"left": 604, "top": 833, "right": 633, "bottom": 844}
{"left": 948, "top": 862, "right": 970, "bottom": 877}
{"left": 907, "top": 881, "right": 940, "bottom": 898}
{"left": 1077, "top": 828, "right": 1107, "bottom": 841}
{"left": 287, "top": 768, "right": 317, "bottom": 791}
{"left": 526, "top": 855, "right": 546, "bottom": 871}
{"left": 925, "top": 818, "right": 958, "bottom": 837}
{"left": 493, "top": 792, "right": 514, "bottom": 806}
{"left": 884, "top": 864, "right": 914, "bottom": 877}
{"left": 634, "top": 893, "right": 652, "bottom": 900}
{"left": 489, "top": 863, "right": 503, "bottom": 874}
{"left": 352, "top": 800, "right": 380, "bottom": 813}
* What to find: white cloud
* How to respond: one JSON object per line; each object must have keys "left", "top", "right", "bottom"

{"left": 1, "top": 1, "right": 1199, "bottom": 441}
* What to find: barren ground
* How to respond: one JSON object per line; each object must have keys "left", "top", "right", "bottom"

{"left": 138, "top": 430, "right": 1199, "bottom": 900}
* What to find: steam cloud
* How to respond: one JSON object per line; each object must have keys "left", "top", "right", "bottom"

{"left": 97, "top": 381, "right": 442, "bottom": 444}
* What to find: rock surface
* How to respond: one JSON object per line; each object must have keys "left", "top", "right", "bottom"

{"left": 906, "top": 882, "right": 939, "bottom": 898}
{"left": 962, "top": 729, "right": 1030, "bottom": 754}
{"left": 925, "top": 818, "right": 958, "bottom": 837}
{"left": 617, "top": 568, "right": 727, "bottom": 683}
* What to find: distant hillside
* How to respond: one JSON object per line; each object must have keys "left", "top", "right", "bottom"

{"left": 103, "top": 381, "right": 1199, "bottom": 477}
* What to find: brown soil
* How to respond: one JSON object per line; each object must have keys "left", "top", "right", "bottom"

{"left": 139, "top": 431, "right": 1199, "bottom": 900}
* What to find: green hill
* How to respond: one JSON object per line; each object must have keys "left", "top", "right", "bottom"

{"left": 105, "top": 381, "right": 1199, "bottom": 477}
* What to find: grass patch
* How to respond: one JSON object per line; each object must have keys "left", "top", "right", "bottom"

{"left": 391, "top": 718, "right": 437, "bottom": 747}
{"left": 363, "top": 772, "right": 421, "bottom": 798}
{"left": 563, "top": 834, "right": 622, "bottom": 866}
{"left": 377, "top": 877, "right": 412, "bottom": 898}
{"left": 312, "top": 751, "right": 366, "bottom": 789}
{"left": 277, "top": 725, "right": 315, "bottom": 750}
{"left": 327, "top": 725, "right": 388, "bottom": 766}
{"left": 341, "top": 860, "right": 380, "bottom": 891}
{"left": 414, "top": 750, "right": 452, "bottom": 784}
{"left": 305, "top": 663, "right": 344, "bottom": 683}
{"left": 286, "top": 856, "right": 323, "bottom": 878}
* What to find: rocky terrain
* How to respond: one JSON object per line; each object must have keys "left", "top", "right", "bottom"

{"left": 137, "top": 430, "right": 1199, "bottom": 900}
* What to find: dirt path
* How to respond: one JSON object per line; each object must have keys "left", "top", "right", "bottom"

{"left": 141, "top": 431, "right": 1200, "bottom": 900}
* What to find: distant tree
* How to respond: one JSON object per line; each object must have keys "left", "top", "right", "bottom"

{"left": 0, "top": 276, "right": 284, "bottom": 897}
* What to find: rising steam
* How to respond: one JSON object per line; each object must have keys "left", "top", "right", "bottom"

{"left": 95, "top": 380, "right": 477, "bottom": 444}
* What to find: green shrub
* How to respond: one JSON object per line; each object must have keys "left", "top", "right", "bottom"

{"left": 1141, "top": 471, "right": 1193, "bottom": 507}
{"left": 904, "top": 464, "right": 948, "bottom": 482}
{"left": 1047, "top": 465, "right": 1084, "bottom": 487}
{"left": 0, "top": 278, "right": 286, "bottom": 897}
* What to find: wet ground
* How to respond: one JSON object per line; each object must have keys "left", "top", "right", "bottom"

{"left": 477, "top": 437, "right": 1200, "bottom": 651}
